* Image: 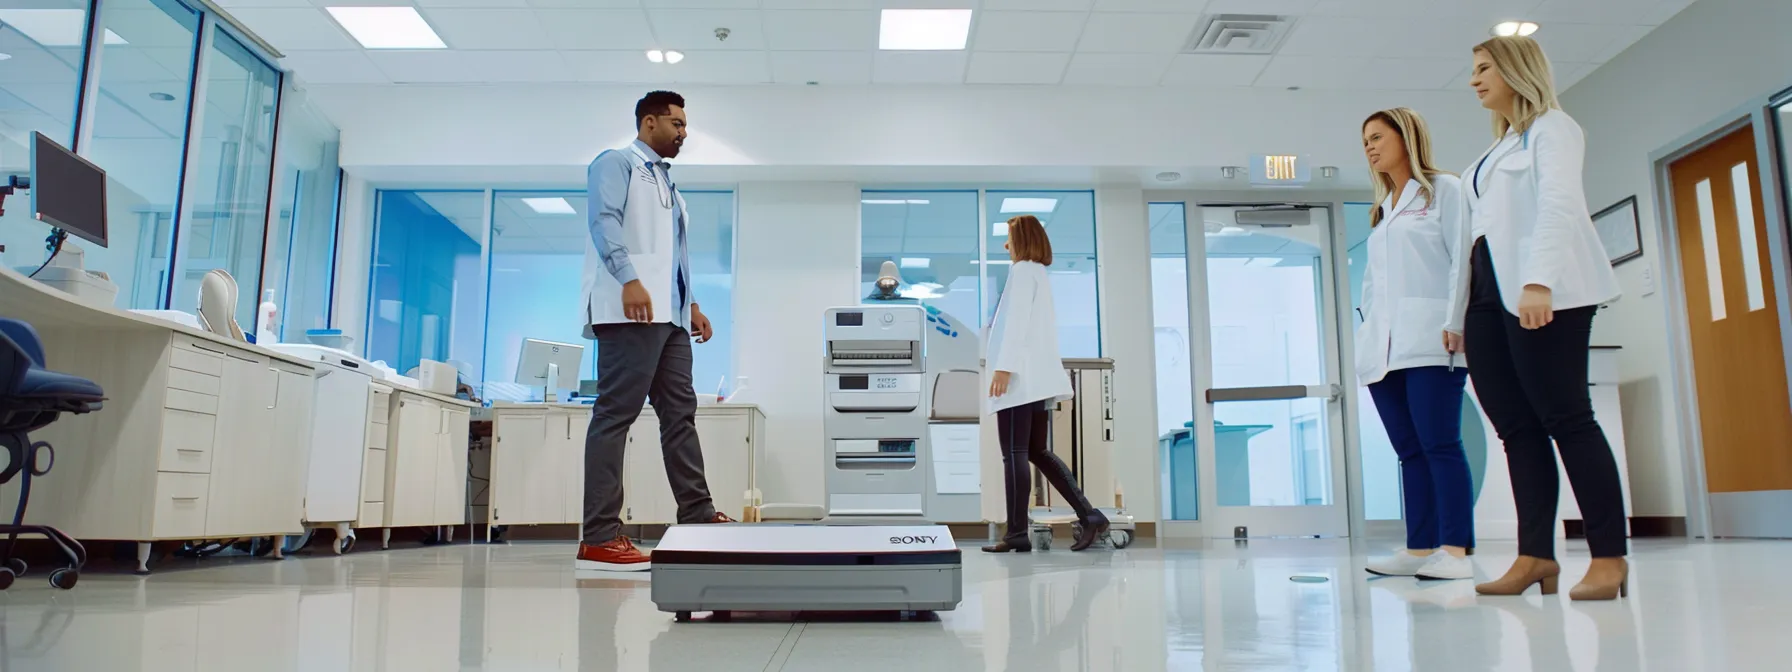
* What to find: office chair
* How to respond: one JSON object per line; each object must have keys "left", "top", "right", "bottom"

{"left": 0, "top": 318, "right": 99, "bottom": 590}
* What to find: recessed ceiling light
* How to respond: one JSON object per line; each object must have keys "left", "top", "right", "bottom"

{"left": 900, "top": 257, "right": 930, "bottom": 269}
{"left": 646, "top": 49, "right": 665, "bottom": 63}
{"left": 664, "top": 50, "right": 684, "bottom": 64}
{"left": 879, "top": 9, "right": 973, "bottom": 51}
{"left": 326, "top": 7, "right": 446, "bottom": 49}
{"left": 0, "top": 9, "right": 126, "bottom": 46}
{"left": 149, "top": 92, "right": 174, "bottom": 101}
{"left": 1492, "top": 21, "right": 1539, "bottom": 37}
{"left": 999, "top": 197, "right": 1058, "bottom": 214}
{"left": 522, "top": 197, "right": 576, "bottom": 215}
{"left": 0, "top": 53, "right": 10, "bottom": 61}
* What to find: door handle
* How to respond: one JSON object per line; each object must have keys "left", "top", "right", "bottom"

{"left": 267, "top": 367, "right": 280, "bottom": 409}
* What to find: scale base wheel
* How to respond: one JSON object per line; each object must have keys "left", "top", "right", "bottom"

{"left": 0, "top": 568, "right": 15, "bottom": 590}
{"left": 48, "top": 568, "right": 78, "bottom": 590}
{"left": 5, "top": 558, "right": 26, "bottom": 576}
{"left": 674, "top": 611, "right": 692, "bottom": 623}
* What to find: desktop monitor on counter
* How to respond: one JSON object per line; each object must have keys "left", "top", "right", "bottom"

{"left": 31, "top": 132, "right": 108, "bottom": 248}
{"left": 516, "top": 338, "right": 584, "bottom": 402}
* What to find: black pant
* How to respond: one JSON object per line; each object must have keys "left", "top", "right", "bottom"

{"left": 996, "top": 400, "right": 1101, "bottom": 544}
{"left": 582, "top": 323, "right": 715, "bottom": 544}
{"left": 1464, "top": 239, "right": 1627, "bottom": 559}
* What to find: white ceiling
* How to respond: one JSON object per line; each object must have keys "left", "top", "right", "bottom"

{"left": 221, "top": 0, "right": 1696, "bottom": 90}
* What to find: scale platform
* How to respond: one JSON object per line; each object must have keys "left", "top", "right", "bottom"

{"left": 649, "top": 524, "right": 962, "bottom": 622}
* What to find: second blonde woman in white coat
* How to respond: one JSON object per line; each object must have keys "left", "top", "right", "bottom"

{"left": 983, "top": 215, "right": 1108, "bottom": 553}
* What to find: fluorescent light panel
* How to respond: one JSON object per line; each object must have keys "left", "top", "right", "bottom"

{"left": 991, "top": 221, "right": 1008, "bottom": 237}
{"left": 861, "top": 199, "right": 930, "bottom": 205}
{"left": 522, "top": 197, "right": 575, "bottom": 215}
{"left": 326, "top": 7, "right": 446, "bottom": 49}
{"left": 879, "top": 9, "right": 972, "bottom": 51}
{"left": 1492, "top": 21, "right": 1539, "bottom": 37}
{"left": 0, "top": 9, "right": 125, "bottom": 46}
{"left": 1000, "top": 197, "right": 1058, "bottom": 213}
{"left": 900, "top": 257, "right": 930, "bottom": 269}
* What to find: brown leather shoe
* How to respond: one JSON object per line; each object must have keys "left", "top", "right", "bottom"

{"left": 1570, "top": 557, "right": 1629, "bottom": 601}
{"left": 574, "top": 536, "right": 651, "bottom": 572}
{"left": 1475, "top": 555, "right": 1561, "bottom": 596}
{"left": 703, "top": 512, "right": 736, "bottom": 524}
{"left": 1071, "top": 515, "right": 1110, "bottom": 552}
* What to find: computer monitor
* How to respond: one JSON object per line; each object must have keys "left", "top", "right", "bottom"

{"left": 30, "top": 132, "right": 108, "bottom": 248}
{"left": 515, "top": 338, "right": 585, "bottom": 402}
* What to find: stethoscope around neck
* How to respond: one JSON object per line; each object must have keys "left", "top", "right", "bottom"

{"left": 643, "top": 159, "right": 674, "bottom": 210}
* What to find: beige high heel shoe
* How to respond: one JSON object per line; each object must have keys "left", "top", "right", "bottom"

{"left": 1570, "top": 557, "right": 1629, "bottom": 601}
{"left": 1475, "top": 555, "right": 1561, "bottom": 596}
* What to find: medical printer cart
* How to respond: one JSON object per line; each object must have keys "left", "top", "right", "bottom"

{"left": 651, "top": 305, "right": 961, "bottom": 622}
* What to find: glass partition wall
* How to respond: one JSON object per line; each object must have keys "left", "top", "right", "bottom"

{"left": 0, "top": 0, "right": 338, "bottom": 339}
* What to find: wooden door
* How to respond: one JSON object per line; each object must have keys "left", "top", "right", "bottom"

{"left": 1669, "top": 125, "right": 1792, "bottom": 497}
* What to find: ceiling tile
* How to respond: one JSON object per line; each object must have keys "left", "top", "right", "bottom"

{"left": 366, "top": 50, "right": 472, "bottom": 83}
{"left": 647, "top": 9, "right": 765, "bottom": 50}
{"left": 983, "top": 0, "right": 1093, "bottom": 9}
{"left": 966, "top": 52, "right": 1070, "bottom": 84}
{"left": 641, "top": 0, "right": 758, "bottom": 8}
{"left": 1590, "top": 24, "right": 1654, "bottom": 62}
{"left": 1203, "top": 0, "right": 1317, "bottom": 13}
{"left": 770, "top": 50, "right": 874, "bottom": 84}
{"left": 1529, "top": 0, "right": 1667, "bottom": 25}
{"left": 1253, "top": 55, "right": 1366, "bottom": 89}
{"left": 1444, "top": 64, "right": 1473, "bottom": 92}
{"left": 1365, "top": 58, "right": 1466, "bottom": 89}
{"left": 873, "top": 51, "right": 966, "bottom": 84}
{"left": 423, "top": 9, "right": 553, "bottom": 50}
{"left": 1275, "top": 15, "right": 1381, "bottom": 58}
{"left": 1158, "top": 53, "right": 1268, "bottom": 87}
{"left": 1077, "top": 12, "right": 1200, "bottom": 53}
{"left": 1091, "top": 0, "right": 1210, "bottom": 12}
{"left": 668, "top": 49, "right": 770, "bottom": 83}
{"left": 458, "top": 50, "right": 575, "bottom": 82}
{"left": 1530, "top": 22, "right": 1636, "bottom": 63}
{"left": 973, "top": 11, "right": 1087, "bottom": 52}
{"left": 228, "top": 8, "right": 358, "bottom": 51}
{"left": 213, "top": 0, "right": 313, "bottom": 8}
{"left": 535, "top": 9, "right": 657, "bottom": 50}
{"left": 763, "top": 0, "right": 874, "bottom": 7}
{"left": 762, "top": 10, "right": 877, "bottom": 51}
{"left": 1385, "top": 17, "right": 1497, "bottom": 60}
{"left": 413, "top": 0, "right": 532, "bottom": 8}
{"left": 561, "top": 50, "right": 664, "bottom": 83}
{"left": 279, "top": 50, "right": 391, "bottom": 84}
{"left": 1061, "top": 52, "right": 1172, "bottom": 86}
{"left": 523, "top": 0, "right": 644, "bottom": 7}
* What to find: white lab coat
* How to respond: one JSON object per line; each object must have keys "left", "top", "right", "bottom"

{"left": 1355, "top": 175, "right": 1469, "bottom": 387}
{"left": 1447, "top": 109, "right": 1621, "bottom": 326}
{"left": 582, "top": 144, "right": 690, "bottom": 336}
{"left": 985, "top": 261, "right": 1073, "bottom": 414}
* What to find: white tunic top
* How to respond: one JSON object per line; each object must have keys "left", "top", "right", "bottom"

{"left": 985, "top": 261, "right": 1074, "bottom": 414}
{"left": 1355, "top": 175, "right": 1470, "bottom": 386}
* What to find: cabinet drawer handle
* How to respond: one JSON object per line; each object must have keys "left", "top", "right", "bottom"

{"left": 172, "top": 496, "right": 200, "bottom": 502}
{"left": 177, "top": 448, "right": 203, "bottom": 454}
{"left": 268, "top": 367, "right": 280, "bottom": 409}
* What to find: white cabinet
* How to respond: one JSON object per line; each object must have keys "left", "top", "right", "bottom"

{"left": 485, "top": 404, "right": 764, "bottom": 529}
{"left": 200, "top": 354, "right": 312, "bottom": 538}
{"left": 358, "top": 387, "right": 392, "bottom": 527}
{"left": 378, "top": 390, "right": 474, "bottom": 529}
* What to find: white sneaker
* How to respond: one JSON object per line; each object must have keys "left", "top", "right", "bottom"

{"left": 1365, "top": 550, "right": 1435, "bottom": 577}
{"left": 1414, "top": 553, "right": 1473, "bottom": 581}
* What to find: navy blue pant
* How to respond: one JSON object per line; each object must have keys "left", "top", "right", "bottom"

{"left": 1368, "top": 366, "right": 1475, "bottom": 550}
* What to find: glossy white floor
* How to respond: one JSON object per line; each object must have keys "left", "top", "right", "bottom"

{"left": 0, "top": 536, "right": 1785, "bottom": 671}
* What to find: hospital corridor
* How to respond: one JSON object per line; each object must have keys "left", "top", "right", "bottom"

{"left": 1, "top": 0, "right": 1790, "bottom": 670}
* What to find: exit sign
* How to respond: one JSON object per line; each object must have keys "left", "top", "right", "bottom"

{"left": 1250, "top": 154, "right": 1311, "bottom": 186}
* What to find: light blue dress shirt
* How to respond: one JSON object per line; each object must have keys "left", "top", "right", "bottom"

{"left": 588, "top": 140, "right": 689, "bottom": 330}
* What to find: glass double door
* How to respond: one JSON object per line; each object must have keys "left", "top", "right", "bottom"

{"left": 1151, "top": 200, "right": 1351, "bottom": 538}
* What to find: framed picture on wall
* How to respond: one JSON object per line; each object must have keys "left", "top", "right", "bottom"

{"left": 1594, "top": 196, "right": 1643, "bottom": 266}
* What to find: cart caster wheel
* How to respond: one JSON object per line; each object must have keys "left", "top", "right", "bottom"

{"left": 711, "top": 611, "right": 732, "bottom": 622}
{"left": 1111, "top": 530, "right": 1134, "bottom": 549}
{"left": 0, "top": 568, "right": 14, "bottom": 590}
{"left": 337, "top": 536, "right": 356, "bottom": 555}
{"left": 674, "top": 611, "right": 692, "bottom": 623}
{"left": 6, "top": 558, "right": 26, "bottom": 576}
{"left": 49, "top": 568, "right": 78, "bottom": 590}
{"left": 1031, "top": 529, "right": 1052, "bottom": 550}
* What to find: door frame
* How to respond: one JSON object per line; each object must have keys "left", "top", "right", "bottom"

{"left": 1647, "top": 83, "right": 1792, "bottom": 539}
{"left": 1144, "top": 190, "right": 1372, "bottom": 539}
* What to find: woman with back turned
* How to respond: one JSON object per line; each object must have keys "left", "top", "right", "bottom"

{"left": 981, "top": 215, "right": 1108, "bottom": 554}
{"left": 1355, "top": 107, "right": 1476, "bottom": 582}
{"left": 1452, "top": 35, "right": 1629, "bottom": 600}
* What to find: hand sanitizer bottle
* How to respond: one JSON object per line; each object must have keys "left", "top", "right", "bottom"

{"left": 256, "top": 289, "right": 280, "bottom": 345}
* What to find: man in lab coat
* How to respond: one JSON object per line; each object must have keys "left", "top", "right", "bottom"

{"left": 577, "top": 91, "right": 729, "bottom": 571}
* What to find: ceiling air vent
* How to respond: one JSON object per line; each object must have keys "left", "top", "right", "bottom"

{"left": 1184, "top": 14, "right": 1295, "bottom": 55}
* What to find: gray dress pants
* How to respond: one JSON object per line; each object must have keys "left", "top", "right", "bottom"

{"left": 582, "top": 322, "right": 715, "bottom": 544}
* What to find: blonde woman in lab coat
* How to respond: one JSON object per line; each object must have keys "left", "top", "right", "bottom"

{"left": 1453, "top": 36, "right": 1628, "bottom": 601}
{"left": 1356, "top": 107, "right": 1476, "bottom": 582}
{"left": 983, "top": 215, "right": 1108, "bottom": 553}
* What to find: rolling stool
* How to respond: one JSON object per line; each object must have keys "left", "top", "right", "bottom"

{"left": 0, "top": 318, "right": 101, "bottom": 590}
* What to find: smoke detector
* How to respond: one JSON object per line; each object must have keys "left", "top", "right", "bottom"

{"left": 1184, "top": 14, "right": 1296, "bottom": 55}
{"left": 715, "top": 27, "right": 730, "bottom": 42}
